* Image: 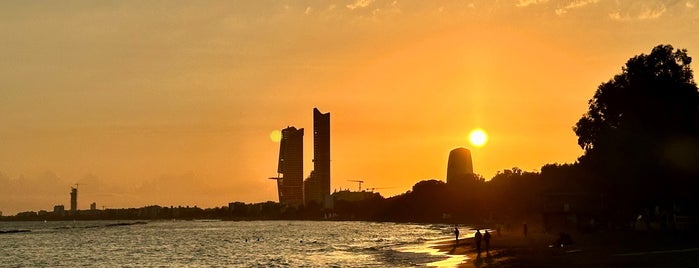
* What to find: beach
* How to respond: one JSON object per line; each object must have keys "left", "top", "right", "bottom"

{"left": 430, "top": 228, "right": 699, "bottom": 267}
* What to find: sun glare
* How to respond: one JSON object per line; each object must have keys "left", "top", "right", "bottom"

{"left": 469, "top": 129, "right": 488, "bottom": 147}
{"left": 270, "top": 130, "right": 282, "bottom": 142}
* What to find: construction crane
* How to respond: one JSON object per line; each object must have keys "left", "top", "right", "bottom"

{"left": 347, "top": 180, "right": 364, "bottom": 191}
{"left": 366, "top": 187, "right": 394, "bottom": 192}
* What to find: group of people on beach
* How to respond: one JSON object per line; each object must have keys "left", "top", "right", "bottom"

{"left": 454, "top": 225, "right": 491, "bottom": 255}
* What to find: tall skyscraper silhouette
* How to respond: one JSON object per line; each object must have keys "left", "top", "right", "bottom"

{"left": 446, "top": 147, "right": 474, "bottom": 184}
{"left": 304, "top": 108, "right": 330, "bottom": 205}
{"left": 276, "top": 126, "right": 304, "bottom": 206}
{"left": 70, "top": 187, "right": 78, "bottom": 212}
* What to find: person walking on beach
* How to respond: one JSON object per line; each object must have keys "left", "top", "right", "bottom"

{"left": 474, "top": 229, "right": 483, "bottom": 255}
{"left": 454, "top": 225, "right": 460, "bottom": 245}
{"left": 483, "top": 230, "right": 491, "bottom": 253}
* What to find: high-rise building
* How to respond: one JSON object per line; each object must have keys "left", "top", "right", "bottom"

{"left": 70, "top": 187, "right": 78, "bottom": 212}
{"left": 304, "top": 108, "right": 330, "bottom": 206}
{"left": 276, "top": 126, "right": 304, "bottom": 206}
{"left": 446, "top": 147, "right": 474, "bottom": 184}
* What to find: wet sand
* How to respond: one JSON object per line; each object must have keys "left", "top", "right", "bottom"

{"left": 430, "top": 232, "right": 526, "bottom": 268}
{"left": 430, "top": 229, "right": 699, "bottom": 267}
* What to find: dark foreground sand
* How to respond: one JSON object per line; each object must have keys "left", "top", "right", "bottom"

{"left": 430, "top": 230, "right": 699, "bottom": 267}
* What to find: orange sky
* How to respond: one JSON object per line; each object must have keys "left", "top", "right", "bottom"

{"left": 1, "top": 1, "right": 698, "bottom": 215}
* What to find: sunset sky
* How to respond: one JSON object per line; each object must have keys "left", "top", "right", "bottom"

{"left": 1, "top": 0, "right": 698, "bottom": 215}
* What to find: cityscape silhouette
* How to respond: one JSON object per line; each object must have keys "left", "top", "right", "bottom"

{"left": 1, "top": 2, "right": 699, "bottom": 267}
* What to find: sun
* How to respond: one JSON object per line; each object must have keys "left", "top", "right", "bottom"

{"left": 469, "top": 129, "right": 488, "bottom": 147}
{"left": 270, "top": 130, "right": 282, "bottom": 142}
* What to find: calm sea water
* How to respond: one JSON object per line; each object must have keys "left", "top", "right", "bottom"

{"left": 0, "top": 220, "right": 467, "bottom": 267}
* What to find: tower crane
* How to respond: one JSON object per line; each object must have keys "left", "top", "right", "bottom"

{"left": 366, "top": 187, "right": 394, "bottom": 192}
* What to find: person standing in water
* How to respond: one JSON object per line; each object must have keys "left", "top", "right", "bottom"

{"left": 474, "top": 229, "right": 483, "bottom": 255}
{"left": 454, "top": 225, "right": 460, "bottom": 245}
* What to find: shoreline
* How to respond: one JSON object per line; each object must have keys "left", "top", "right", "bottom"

{"left": 426, "top": 229, "right": 699, "bottom": 267}
{"left": 428, "top": 231, "right": 530, "bottom": 267}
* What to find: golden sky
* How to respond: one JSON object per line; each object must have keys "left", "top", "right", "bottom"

{"left": 1, "top": 0, "right": 697, "bottom": 214}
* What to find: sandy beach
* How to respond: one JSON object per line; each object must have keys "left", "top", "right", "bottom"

{"left": 428, "top": 228, "right": 699, "bottom": 267}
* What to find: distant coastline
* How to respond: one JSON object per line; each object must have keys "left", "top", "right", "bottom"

{"left": 0, "top": 201, "right": 492, "bottom": 227}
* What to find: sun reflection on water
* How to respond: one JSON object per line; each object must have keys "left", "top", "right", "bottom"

{"left": 397, "top": 240, "right": 469, "bottom": 268}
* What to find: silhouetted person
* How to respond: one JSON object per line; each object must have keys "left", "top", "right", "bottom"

{"left": 454, "top": 225, "right": 460, "bottom": 245}
{"left": 474, "top": 229, "right": 483, "bottom": 255}
{"left": 483, "top": 230, "right": 491, "bottom": 253}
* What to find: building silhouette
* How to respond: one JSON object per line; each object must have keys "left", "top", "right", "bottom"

{"left": 304, "top": 108, "right": 331, "bottom": 206}
{"left": 276, "top": 126, "right": 305, "bottom": 207}
{"left": 446, "top": 147, "right": 474, "bottom": 184}
{"left": 70, "top": 187, "right": 78, "bottom": 212}
{"left": 54, "top": 205, "right": 65, "bottom": 217}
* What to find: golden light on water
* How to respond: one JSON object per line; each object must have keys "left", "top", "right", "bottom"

{"left": 469, "top": 129, "right": 488, "bottom": 147}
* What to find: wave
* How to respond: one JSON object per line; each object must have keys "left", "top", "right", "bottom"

{"left": 104, "top": 221, "right": 148, "bottom": 227}
{"left": 0, "top": 229, "right": 31, "bottom": 234}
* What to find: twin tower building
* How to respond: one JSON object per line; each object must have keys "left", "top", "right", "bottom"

{"left": 274, "top": 108, "right": 330, "bottom": 207}
{"left": 273, "top": 107, "right": 474, "bottom": 206}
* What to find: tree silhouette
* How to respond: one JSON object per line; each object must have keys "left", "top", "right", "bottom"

{"left": 575, "top": 45, "right": 697, "bottom": 152}
{"left": 574, "top": 44, "right": 699, "bottom": 219}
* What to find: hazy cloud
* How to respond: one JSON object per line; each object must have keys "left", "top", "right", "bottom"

{"left": 555, "top": 0, "right": 600, "bottom": 15}
{"left": 305, "top": 6, "right": 313, "bottom": 15}
{"left": 516, "top": 0, "right": 550, "bottom": 7}
{"left": 688, "top": 1, "right": 695, "bottom": 8}
{"left": 347, "top": 0, "right": 375, "bottom": 10}
{"left": 609, "top": 2, "right": 668, "bottom": 21}
{"left": 609, "top": 11, "right": 629, "bottom": 21}
{"left": 0, "top": 171, "right": 68, "bottom": 214}
{"left": 637, "top": 4, "right": 667, "bottom": 19}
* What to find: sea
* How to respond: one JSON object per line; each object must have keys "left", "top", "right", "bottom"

{"left": 0, "top": 220, "right": 469, "bottom": 267}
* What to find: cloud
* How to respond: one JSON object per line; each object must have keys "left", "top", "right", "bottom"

{"left": 555, "top": 0, "right": 600, "bottom": 16}
{"left": 608, "top": 11, "right": 630, "bottom": 21}
{"left": 347, "top": 0, "right": 375, "bottom": 10}
{"left": 516, "top": 0, "right": 549, "bottom": 7}
{"left": 0, "top": 171, "right": 68, "bottom": 214}
{"left": 637, "top": 4, "right": 666, "bottom": 19}
{"left": 688, "top": 1, "right": 695, "bottom": 8}
{"left": 305, "top": 6, "right": 313, "bottom": 15}
{"left": 608, "top": 3, "right": 668, "bottom": 21}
